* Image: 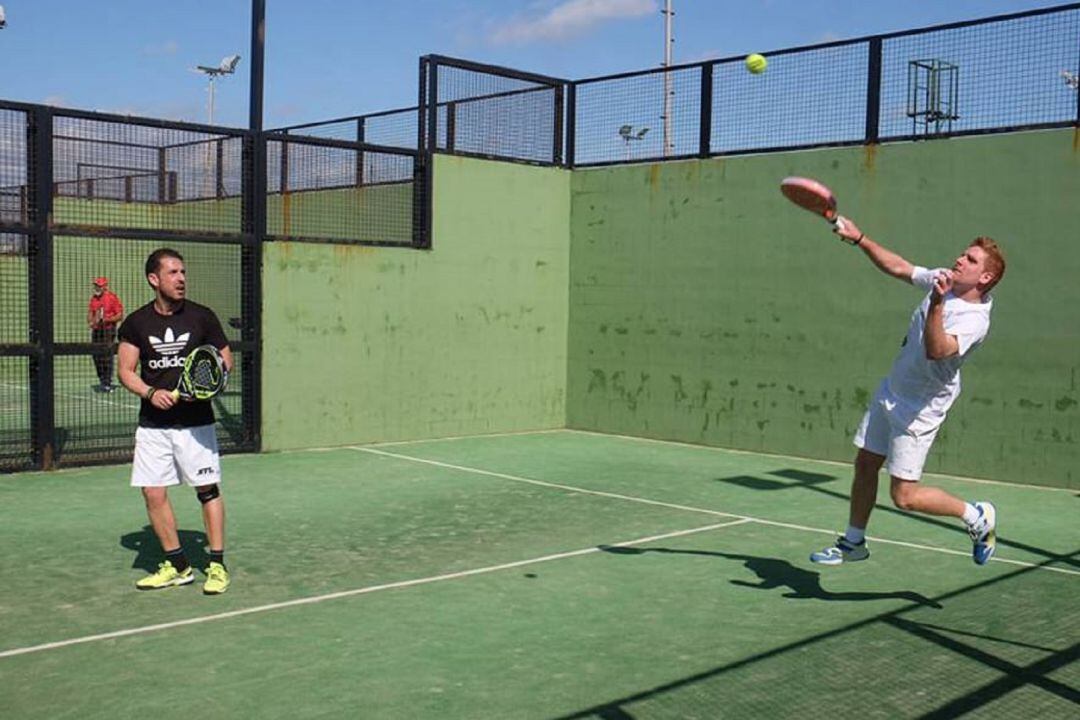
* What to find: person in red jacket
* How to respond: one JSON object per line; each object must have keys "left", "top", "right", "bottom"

{"left": 87, "top": 276, "right": 124, "bottom": 392}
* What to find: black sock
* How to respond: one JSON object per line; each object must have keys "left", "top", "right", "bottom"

{"left": 209, "top": 550, "right": 225, "bottom": 569}
{"left": 164, "top": 547, "right": 190, "bottom": 573}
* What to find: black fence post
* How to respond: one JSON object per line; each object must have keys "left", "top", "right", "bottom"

{"left": 699, "top": 63, "right": 713, "bottom": 158}
{"left": 865, "top": 37, "right": 883, "bottom": 143}
{"left": 414, "top": 57, "right": 433, "bottom": 248}
{"left": 157, "top": 147, "right": 167, "bottom": 204}
{"left": 566, "top": 82, "right": 577, "bottom": 168}
{"left": 446, "top": 102, "right": 456, "bottom": 153}
{"left": 244, "top": 0, "right": 266, "bottom": 451}
{"left": 216, "top": 139, "right": 225, "bottom": 198}
{"left": 356, "top": 117, "right": 365, "bottom": 186}
{"left": 427, "top": 59, "right": 439, "bottom": 156}
{"left": 28, "top": 105, "right": 54, "bottom": 469}
{"left": 553, "top": 83, "right": 565, "bottom": 166}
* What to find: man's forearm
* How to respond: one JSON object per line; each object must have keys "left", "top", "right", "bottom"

{"left": 854, "top": 234, "right": 914, "bottom": 281}
{"left": 924, "top": 299, "right": 958, "bottom": 359}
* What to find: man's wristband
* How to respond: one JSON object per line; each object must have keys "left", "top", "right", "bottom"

{"left": 144, "top": 387, "right": 157, "bottom": 401}
{"left": 853, "top": 233, "right": 865, "bottom": 247}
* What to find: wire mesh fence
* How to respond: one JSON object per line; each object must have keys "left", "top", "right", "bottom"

{"left": 51, "top": 113, "right": 248, "bottom": 234}
{"left": 569, "top": 3, "right": 1080, "bottom": 166}
{"left": 0, "top": 103, "right": 260, "bottom": 472}
{"left": 425, "top": 56, "right": 564, "bottom": 165}
{"left": 265, "top": 134, "right": 421, "bottom": 246}
{"left": 878, "top": 7, "right": 1080, "bottom": 139}
{"left": 274, "top": 107, "right": 420, "bottom": 151}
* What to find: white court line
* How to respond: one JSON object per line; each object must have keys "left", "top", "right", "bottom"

{"left": 564, "top": 428, "right": 1078, "bottom": 494}
{"left": 354, "top": 447, "right": 1080, "bottom": 578}
{"left": 0, "top": 519, "right": 749, "bottom": 660}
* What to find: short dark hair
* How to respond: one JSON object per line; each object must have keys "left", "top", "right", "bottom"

{"left": 145, "top": 248, "right": 184, "bottom": 278}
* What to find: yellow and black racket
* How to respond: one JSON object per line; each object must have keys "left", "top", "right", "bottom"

{"left": 171, "top": 345, "right": 228, "bottom": 401}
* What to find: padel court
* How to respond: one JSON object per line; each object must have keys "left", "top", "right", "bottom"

{"left": 1, "top": 430, "right": 1076, "bottom": 718}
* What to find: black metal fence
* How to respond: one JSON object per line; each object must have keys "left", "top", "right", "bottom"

{"left": 571, "top": 3, "right": 1080, "bottom": 166}
{"left": 0, "top": 103, "right": 261, "bottom": 471}
{"left": 279, "top": 5, "right": 1080, "bottom": 171}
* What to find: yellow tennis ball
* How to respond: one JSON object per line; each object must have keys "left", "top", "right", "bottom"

{"left": 745, "top": 53, "right": 767, "bottom": 75}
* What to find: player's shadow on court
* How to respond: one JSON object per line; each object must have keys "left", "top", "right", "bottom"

{"left": 599, "top": 545, "right": 942, "bottom": 608}
{"left": 719, "top": 469, "right": 1080, "bottom": 571}
{"left": 120, "top": 525, "right": 209, "bottom": 572}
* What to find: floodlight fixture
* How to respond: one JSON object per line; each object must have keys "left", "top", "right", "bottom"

{"left": 619, "top": 125, "right": 650, "bottom": 161}
{"left": 0, "top": 6, "right": 7, "bottom": 30}
{"left": 1062, "top": 70, "right": 1079, "bottom": 90}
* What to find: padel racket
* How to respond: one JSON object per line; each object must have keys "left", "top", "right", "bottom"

{"left": 780, "top": 176, "right": 846, "bottom": 233}
{"left": 171, "top": 344, "right": 228, "bottom": 401}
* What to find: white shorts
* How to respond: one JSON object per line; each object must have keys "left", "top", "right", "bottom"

{"left": 853, "top": 385, "right": 940, "bottom": 481}
{"left": 131, "top": 424, "right": 221, "bottom": 488}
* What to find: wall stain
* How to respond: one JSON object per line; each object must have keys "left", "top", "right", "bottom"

{"left": 615, "top": 327, "right": 629, "bottom": 335}
{"left": 970, "top": 396, "right": 994, "bottom": 406}
{"left": 863, "top": 143, "right": 878, "bottom": 171}
{"left": 611, "top": 371, "right": 649, "bottom": 411}
{"left": 853, "top": 386, "right": 870, "bottom": 409}
{"left": 671, "top": 374, "right": 688, "bottom": 404}
{"left": 588, "top": 369, "right": 606, "bottom": 393}
{"left": 1018, "top": 398, "right": 1044, "bottom": 410}
{"left": 1055, "top": 395, "right": 1077, "bottom": 411}
{"left": 803, "top": 404, "right": 821, "bottom": 414}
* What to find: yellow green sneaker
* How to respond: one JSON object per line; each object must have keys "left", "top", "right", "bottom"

{"left": 203, "top": 562, "right": 230, "bottom": 595}
{"left": 135, "top": 560, "right": 194, "bottom": 591}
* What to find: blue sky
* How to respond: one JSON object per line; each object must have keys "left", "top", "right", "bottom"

{"left": 0, "top": 1, "right": 1070, "bottom": 129}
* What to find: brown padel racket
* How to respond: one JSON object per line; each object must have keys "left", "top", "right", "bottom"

{"left": 780, "top": 176, "right": 846, "bottom": 233}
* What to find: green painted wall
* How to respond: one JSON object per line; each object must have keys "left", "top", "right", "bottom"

{"left": 261, "top": 154, "right": 570, "bottom": 450}
{"left": 568, "top": 129, "right": 1080, "bottom": 489}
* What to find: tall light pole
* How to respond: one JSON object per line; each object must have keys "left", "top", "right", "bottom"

{"left": 195, "top": 54, "right": 241, "bottom": 125}
{"left": 661, "top": 0, "right": 674, "bottom": 156}
{"left": 194, "top": 55, "right": 240, "bottom": 196}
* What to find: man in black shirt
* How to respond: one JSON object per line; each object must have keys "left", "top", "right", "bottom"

{"left": 117, "top": 248, "right": 234, "bottom": 595}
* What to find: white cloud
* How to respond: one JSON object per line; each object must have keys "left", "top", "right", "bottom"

{"left": 142, "top": 40, "right": 180, "bottom": 56}
{"left": 43, "top": 95, "right": 68, "bottom": 107}
{"left": 490, "top": 0, "right": 657, "bottom": 45}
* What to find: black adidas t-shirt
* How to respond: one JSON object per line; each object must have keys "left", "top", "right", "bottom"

{"left": 118, "top": 300, "right": 229, "bottom": 429}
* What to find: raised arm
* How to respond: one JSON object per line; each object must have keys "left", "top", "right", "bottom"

{"left": 833, "top": 215, "right": 915, "bottom": 283}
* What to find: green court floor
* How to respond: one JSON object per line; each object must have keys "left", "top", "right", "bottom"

{"left": 0, "top": 430, "right": 1076, "bottom": 718}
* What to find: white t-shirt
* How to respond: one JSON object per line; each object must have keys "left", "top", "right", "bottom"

{"left": 883, "top": 266, "right": 992, "bottom": 433}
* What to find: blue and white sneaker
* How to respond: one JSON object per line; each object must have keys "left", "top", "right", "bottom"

{"left": 967, "top": 501, "right": 997, "bottom": 565}
{"left": 810, "top": 536, "right": 870, "bottom": 565}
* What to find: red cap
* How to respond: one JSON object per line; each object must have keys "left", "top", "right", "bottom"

{"left": 93, "top": 277, "right": 108, "bottom": 287}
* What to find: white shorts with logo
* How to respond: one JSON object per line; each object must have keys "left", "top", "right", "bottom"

{"left": 853, "top": 383, "right": 941, "bottom": 481}
{"left": 131, "top": 424, "right": 221, "bottom": 488}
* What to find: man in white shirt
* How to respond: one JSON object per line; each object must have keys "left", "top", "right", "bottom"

{"left": 810, "top": 216, "right": 1006, "bottom": 567}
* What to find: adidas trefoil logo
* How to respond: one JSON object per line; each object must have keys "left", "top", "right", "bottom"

{"left": 147, "top": 327, "right": 191, "bottom": 370}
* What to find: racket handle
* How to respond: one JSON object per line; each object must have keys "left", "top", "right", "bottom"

{"left": 170, "top": 389, "right": 180, "bottom": 401}
{"left": 832, "top": 217, "right": 846, "bottom": 234}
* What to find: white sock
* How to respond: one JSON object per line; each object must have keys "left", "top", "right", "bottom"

{"left": 844, "top": 525, "right": 866, "bottom": 544}
{"left": 961, "top": 502, "right": 980, "bottom": 525}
